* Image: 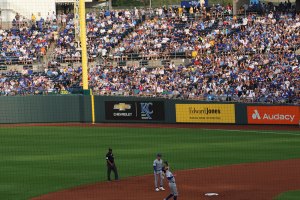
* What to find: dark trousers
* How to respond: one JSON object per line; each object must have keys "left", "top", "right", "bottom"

{"left": 107, "top": 164, "right": 119, "bottom": 181}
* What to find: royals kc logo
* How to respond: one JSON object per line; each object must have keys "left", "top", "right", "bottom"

{"left": 140, "top": 103, "right": 154, "bottom": 120}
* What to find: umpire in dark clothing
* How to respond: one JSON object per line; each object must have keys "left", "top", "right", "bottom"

{"left": 106, "top": 148, "right": 119, "bottom": 181}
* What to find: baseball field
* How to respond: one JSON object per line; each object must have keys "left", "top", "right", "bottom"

{"left": 0, "top": 124, "right": 299, "bottom": 200}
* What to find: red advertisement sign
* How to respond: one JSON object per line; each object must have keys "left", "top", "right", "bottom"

{"left": 247, "top": 106, "right": 300, "bottom": 125}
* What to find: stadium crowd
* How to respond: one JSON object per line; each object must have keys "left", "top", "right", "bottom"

{"left": 117, "top": 8, "right": 300, "bottom": 60}
{"left": 0, "top": 13, "right": 58, "bottom": 66}
{"left": 54, "top": 8, "right": 143, "bottom": 63}
{"left": 0, "top": 21, "right": 55, "bottom": 65}
{"left": 89, "top": 51, "right": 299, "bottom": 103}
{"left": 0, "top": 4, "right": 299, "bottom": 104}
{"left": 1, "top": 53, "right": 299, "bottom": 103}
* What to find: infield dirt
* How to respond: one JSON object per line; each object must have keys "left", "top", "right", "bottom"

{"left": 32, "top": 159, "right": 300, "bottom": 200}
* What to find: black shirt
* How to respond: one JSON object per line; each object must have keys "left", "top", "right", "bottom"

{"left": 106, "top": 152, "right": 114, "bottom": 164}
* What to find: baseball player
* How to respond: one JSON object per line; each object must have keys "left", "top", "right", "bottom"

{"left": 163, "top": 161, "right": 178, "bottom": 200}
{"left": 153, "top": 153, "right": 165, "bottom": 191}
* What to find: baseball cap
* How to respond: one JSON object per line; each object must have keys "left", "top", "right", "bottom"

{"left": 157, "top": 153, "right": 162, "bottom": 157}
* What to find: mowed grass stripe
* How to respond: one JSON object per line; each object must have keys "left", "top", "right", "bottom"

{"left": 0, "top": 126, "right": 299, "bottom": 200}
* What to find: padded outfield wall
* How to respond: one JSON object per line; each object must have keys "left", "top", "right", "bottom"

{"left": 0, "top": 96, "right": 91, "bottom": 124}
{"left": 0, "top": 95, "right": 299, "bottom": 125}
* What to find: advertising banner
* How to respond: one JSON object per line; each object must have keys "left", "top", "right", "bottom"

{"left": 176, "top": 104, "right": 235, "bottom": 123}
{"left": 247, "top": 106, "right": 300, "bottom": 125}
{"left": 105, "top": 101, "right": 164, "bottom": 121}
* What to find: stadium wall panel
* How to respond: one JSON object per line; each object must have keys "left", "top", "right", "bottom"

{"left": 0, "top": 96, "right": 298, "bottom": 125}
{"left": 95, "top": 97, "right": 299, "bottom": 125}
{"left": 0, "top": 96, "right": 85, "bottom": 124}
{"left": 93, "top": 96, "right": 170, "bottom": 123}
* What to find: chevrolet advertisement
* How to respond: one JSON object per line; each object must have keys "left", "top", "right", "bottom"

{"left": 105, "top": 101, "right": 165, "bottom": 121}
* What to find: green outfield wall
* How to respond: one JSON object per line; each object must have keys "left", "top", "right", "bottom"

{"left": 0, "top": 95, "right": 298, "bottom": 125}
{"left": 0, "top": 96, "right": 91, "bottom": 124}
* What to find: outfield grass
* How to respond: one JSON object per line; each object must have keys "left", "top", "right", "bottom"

{"left": 0, "top": 127, "right": 299, "bottom": 200}
{"left": 275, "top": 191, "right": 300, "bottom": 200}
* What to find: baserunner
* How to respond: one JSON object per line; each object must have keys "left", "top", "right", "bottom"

{"left": 163, "top": 161, "right": 178, "bottom": 200}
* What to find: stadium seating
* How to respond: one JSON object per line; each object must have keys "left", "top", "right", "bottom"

{"left": 0, "top": 5, "right": 298, "bottom": 104}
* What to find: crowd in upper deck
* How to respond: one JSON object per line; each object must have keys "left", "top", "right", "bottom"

{"left": 0, "top": 3, "right": 298, "bottom": 103}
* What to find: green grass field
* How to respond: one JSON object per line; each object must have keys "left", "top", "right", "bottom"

{"left": 0, "top": 126, "right": 299, "bottom": 200}
{"left": 276, "top": 191, "right": 300, "bottom": 200}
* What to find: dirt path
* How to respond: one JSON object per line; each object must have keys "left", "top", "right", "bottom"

{"left": 32, "top": 159, "right": 300, "bottom": 200}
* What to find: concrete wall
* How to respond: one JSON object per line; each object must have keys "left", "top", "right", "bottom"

{"left": 0, "top": 0, "right": 56, "bottom": 22}
{"left": 233, "top": 0, "right": 250, "bottom": 15}
{"left": 0, "top": 0, "right": 95, "bottom": 22}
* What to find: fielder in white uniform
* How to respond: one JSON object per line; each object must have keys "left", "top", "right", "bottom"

{"left": 153, "top": 153, "right": 165, "bottom": 191}
{"left": 163, "top": 161, "right": 178, "bottom": 200}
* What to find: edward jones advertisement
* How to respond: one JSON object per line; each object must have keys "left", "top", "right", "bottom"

{"left": 105, "top": 101, "right": 165, "bottom": 121}
{"left": 247, "top": 106, "right": 300, "bottom": 125}
{"left": 176, "top": 104, "right": 235, "bottom": 123}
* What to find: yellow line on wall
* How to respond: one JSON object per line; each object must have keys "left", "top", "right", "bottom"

{"left": 91, "top": 92, "right": 95, "bottom": 124}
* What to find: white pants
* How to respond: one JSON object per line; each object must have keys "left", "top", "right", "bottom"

{"left": 154, "top": 171, "right": 163, "bottom": 188}
{"left": 169, "top": 182, "right": 178, "bottom": 196}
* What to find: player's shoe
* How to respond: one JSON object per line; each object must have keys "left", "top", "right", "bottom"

{"left": 155, "top": 188, "right": 160, "bottom": 192}
{"left": 159, "top": 187, "right": 165, "bottom": 191}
